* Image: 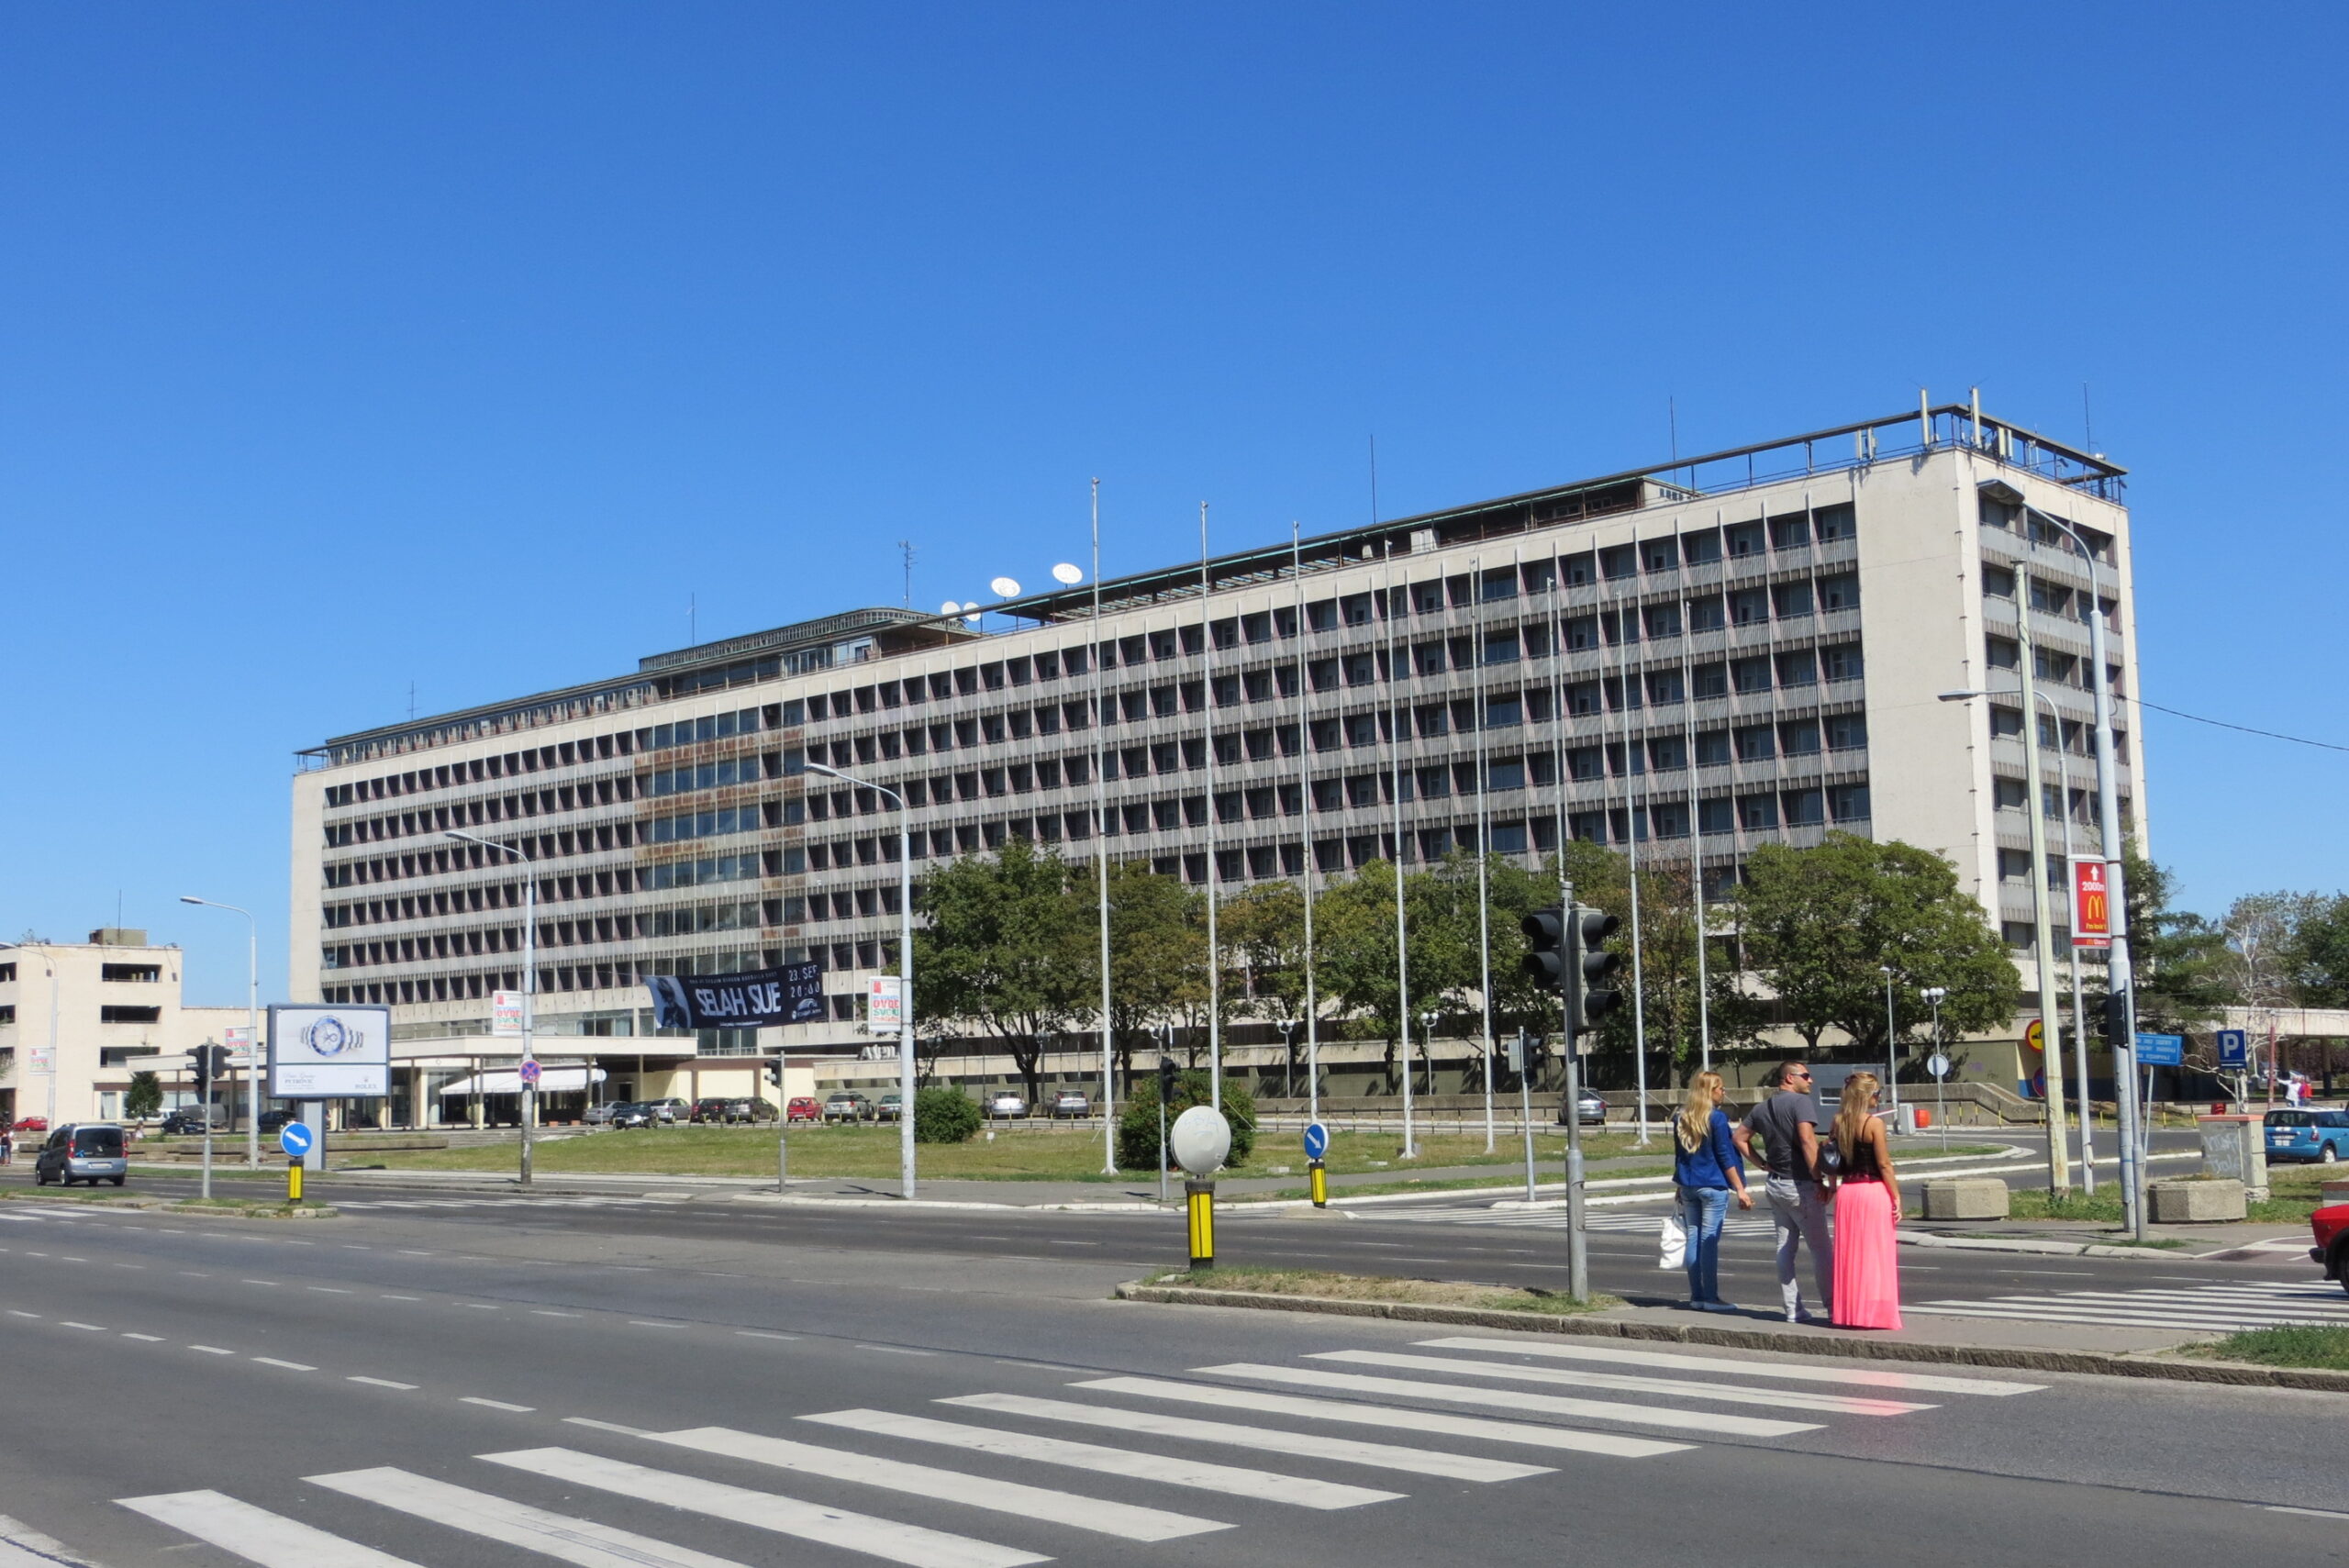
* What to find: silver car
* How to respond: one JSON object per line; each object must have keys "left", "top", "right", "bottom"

{"left": 985, "top": 1091, "right": 1029, "bottom": 1120}
{"left": 36, "top": 1123, "right": 129, "bottom": 1187}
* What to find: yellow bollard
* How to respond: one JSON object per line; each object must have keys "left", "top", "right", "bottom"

{"left": 287, "top": 1161, "right": 303, "bottom": 1203}
{"left": 1186, "top": 1178, "right": 1215, "bottom": 1272}
{"left": 1308, "top": 1159, "right": 1328, "bottom": 1208}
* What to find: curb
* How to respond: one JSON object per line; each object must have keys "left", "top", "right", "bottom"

{"left": 1108, "top": 1280, "right": 2349, "bottom": 1394}
{"left": 730, "top": 1193, "right": 1163, "bottom": 1214}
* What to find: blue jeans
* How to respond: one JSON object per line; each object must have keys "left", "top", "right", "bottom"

{"left": 1681, "top": 1184, "right": 1731, "bottom": 1303}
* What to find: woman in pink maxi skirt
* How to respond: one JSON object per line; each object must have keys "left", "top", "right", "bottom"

{"left": 1826, "top": 1072, "right": 1903, "bottom": 1330}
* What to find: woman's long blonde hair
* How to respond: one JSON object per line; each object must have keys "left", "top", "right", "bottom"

{"left": 1832, "top": 1072, "right": 1881, "bottom": 1163}
{"left": 1675, "top": 1070, "right": 1727, "bottom": 1153}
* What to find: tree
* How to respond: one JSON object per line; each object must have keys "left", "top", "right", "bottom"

{"left": 1116, "top": 1067, "right": 1257, "bottom": 1170}
{"left": 1312, "top": 860, "right": 1479, "bottom": 1092}
{"left": 2120, "top": 847, "right": 2230, "bottom": 1033}
{"left": 2221, "top": 890, "right": 2325, "bottom": 1012}
{"left": 1222, "top": 880, "right": 1311, "bottom": 1088}
{"left": 1095, "top": 860, "right": 1203, "bottom": 1083}
{"left": 1722, "top": 833, "right": 2020, "bottom": 1060}
{"left": 912, "top": 840, "right": 1091, "bottom": 1103}
{"left": 125, "top": 1071, "right": 162, "bottom": 1121}
{"left": 2291, "top": 893, "right": 2349, "bottom": 1007}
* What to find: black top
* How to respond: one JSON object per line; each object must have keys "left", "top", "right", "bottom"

{"left": 1836, "top": 1117, "right": 1885, "bottom": 1182}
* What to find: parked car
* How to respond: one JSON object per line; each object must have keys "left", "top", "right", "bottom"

{"left": 785, "top": 1096, "right": 822, "bottom": 1124}
{"left": 11, "top": 1117, "right": 49, "bottom": 1134}
{"left": 824, "top": 1093, "right": 875, "bottom": 1123}
{"left": 34, "top": 1123, "right": 128, "bottom": 1188}
{"left": 689, "top": 1096, "right": 733, "bottom": 1125}
{"left": 722, "top": 1098, "right": 777, "bottom": 1125}
{"left": 607, "top": 1102, "right": 655, "bottom": 1129}
{"left": 582, "top": 1101, "right": 621, "bottom": 1127}
{"left": 2266, "top": 1108, "right": 2349, "bottom": 1163}
{"left": 1049, "top": 1090, "right": 1091, "bottom": 1119}
{"left": 257, "top": 1109, "right": 298, "bottom": 1133}
{"left": 985, "top": 1091, "right": 1030, "bottom": 1120}
{"left": 1556, "top": 1088, "right": 1608, "bottom": 1128}
{"left": 2312, "top": 1201, "right": 2349, "bottom": 1295}
{"left": 644, "top": 1098, "right": 688, "bottom": 1125}
{"left": 159, "top": 1106, "right": 224, "bottom": 1136}
{"left": 875, "top": 1094, "right": 903, "bottom": 1122}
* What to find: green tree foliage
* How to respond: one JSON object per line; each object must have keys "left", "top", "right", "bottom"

{"left": 1116, "top": 1067, "right": 1256, "bottom": 1171}
{"left": 1097, "top": 860, "right": 1204, "bottom": 1079}
{"left": 2289, "top": 894, "right": 2349, "bottom": 1008}
{"left": 913, "top": 838, "right": 1090, "bottom": 1102}
{"left": 2120, "top": 847, "right": 2230, "bottom": 1031}
{"left": 912, "top": 1085, "right": 981, "bottom": 1144}
{"left": 124, "top": 1071, "right": 162, "bottom": 1121}
{"left": 1722, "top": 833, "right": 2020, "bottom": 1056}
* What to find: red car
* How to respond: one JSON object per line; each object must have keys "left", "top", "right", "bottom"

{"left": 2310, "top": 1202, "right": 2349, "bottom": 1294}
{"left": 785, "top": 1096, "right": 821, "bottom": 1124}
{"left": 10, "top": 1118, "right": 47, "bottom": 1133}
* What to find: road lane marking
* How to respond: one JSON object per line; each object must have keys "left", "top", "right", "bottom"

{"left": 252, "top": 1358, "right": 317, "bottom": 1371}
{"left": 532, "top": 1310, "right": 582, "bottom": 1318}
{"left": 1073, "top": 1375, "right": 1689, "bottom": 1458}
{"left": 349, "top": 1377, "right": 418, "bottom": 1390}
{"left": 60, "top": 1322, "right": 106, "bottom": 1331}
{"left": 1195, "top": 1363, "right": 1820, "bottom": 1438}
{"left": 645, "top": 1424, "right": 1227, "bottom": 1540}
{"left": 736, "top": 1330, "right": 798, "bottom": 1340}
{"left": 944, "top": 1393, "right": 1550, "bottom": 1482}
{"left": 563, "top": 1418, "right": 652, "bottom": 1436}
{"left": 307, "top": 1286, "right": 352, "bottom": 1295}
{"left": 855, "top": 1345, "right": 934, "bottom": 1356}
{"left": 380, "top": 1295, "right": 420, "bottom": 1301}
{"left": 486, "top": 1446, "right": 1045, "bottom": 1563}
{"left": 119, "top": 1490, "right": 423, "bottom": 1567}
{"left": 122, "top": 1332, "right": 165, "bottom": 1342}
{"left": 1308, "top": 1351, "right": 1931, "bottom": 1417}
{"left": 461, "top": 1396, "right": 535, "bottom": 1412}
{"left": 4, "top": 1312, "right": 38, "bottom": 1319}
{"left": 189, "top": 1345, "right": 234, "bottom": 1355}
{"left": 628, "top": 1320, "right": 684, "bottom": 1328}
{"left": 1407, "top": 1337, "right": 2045, "bottom": 1396}
{"left": 801, "top": 1408, "right": 1400, "bottom": 1509}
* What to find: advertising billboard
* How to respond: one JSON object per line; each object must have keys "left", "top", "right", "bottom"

{"left": 266, "top": 1004, "right": 392, "bottom": 1099}
{"left": 2070, "top": 858, "right": 2111, "bottom": 950}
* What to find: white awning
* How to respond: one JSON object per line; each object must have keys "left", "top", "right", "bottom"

{"left": 437, "top": 1067, "right": 607, "bottom": 1096}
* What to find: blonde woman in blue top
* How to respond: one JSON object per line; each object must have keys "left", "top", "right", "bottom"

{"left": 1674, "top": 1070, "right": 1751, "bottom": 1311}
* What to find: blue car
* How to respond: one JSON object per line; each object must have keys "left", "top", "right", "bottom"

{"left": 2265, "top": 1108, "right": 2349, "bottom": 1163}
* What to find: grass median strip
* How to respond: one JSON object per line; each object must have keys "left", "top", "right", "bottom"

{"left": 1150, "top": 1264, "right": 1621, "bottom": 1316}
{"left": 2193, "top": 1325, "right": 2349, "bottom": 1372}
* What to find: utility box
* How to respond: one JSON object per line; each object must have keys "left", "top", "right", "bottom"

{"left": 2151, "top": 1178, "right": 2247, "bottom": 1224}
{"left": 2198, "top": 1114, "right": 2269, "bottom": 1201}
{"left": 1920, "top": 1177, "right": 2009, "bottom": 1220}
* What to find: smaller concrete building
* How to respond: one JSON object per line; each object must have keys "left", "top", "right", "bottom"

{"left": 0, "top": 929, "right": 263, "bottom": 1125}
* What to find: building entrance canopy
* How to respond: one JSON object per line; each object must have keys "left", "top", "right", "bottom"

{"left": 438, "top": 1066, "right": 607, "bottom": 1096}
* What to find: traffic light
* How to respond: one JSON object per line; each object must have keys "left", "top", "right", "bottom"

{"left": 764, "top": 1057, "right": 783, "bottom": 1089}
{"left": 2103, "top": 988, "right": 2131, "bottom": 1046}
{"left": 1157, "top": 1056, "right": 1177, "bottom": 1106}
{"left": 1520, "top": 907, "right": 1567, "bottom": 993}
{"left": 191, "top": 1044, "right": 226, "bottom": 1088}
{"left": 1566, "top": 905, "right": 1623, "bottom": 1035}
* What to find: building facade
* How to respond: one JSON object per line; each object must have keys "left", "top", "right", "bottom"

{"left": 0, "top": 929, "right": 261, "bottom": 1125}
{"left": 289, "top": 406, "right": 2142, "bottom": 1106}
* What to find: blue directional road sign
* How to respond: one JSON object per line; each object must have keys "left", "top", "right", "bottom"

{"left": 2133, "top": 1033, "right": 2186, "bottom": 1067}
{"left": 278, "top": 1123, "right": 314, "bottom": 1160}
{"left": 2216, "top": 1029, "right": 2250, "bottom": 1069}
{"left": 1302, "top": 1122, "right": 1330, "bottom": 1161}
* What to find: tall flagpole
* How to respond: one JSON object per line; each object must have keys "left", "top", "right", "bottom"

{"left": 1292, "top": 522, "right": 1319, "bottom": 1123}
{"left": 1474, "top": 553, "right": 1496, "bottom": 1153}
{"left": 1611, "top": 530, "right": 1652, "bottom": 1140}
{"left": 1680, "top": 520, "right": 1710, "bottom": 1072}
{"left": 1384, "top": 540, "right": 1415, "bottom": 1158}
{"left": 1200, "top": 502, "right": 1222, "bottom": 1111}
{"left": 1093, "top": 481, "right": 1115, "bottom": 1173}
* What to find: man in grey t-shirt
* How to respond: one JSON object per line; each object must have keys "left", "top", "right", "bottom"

{"left": 1735, "top": 1061, "right": 1833, "bottom": 1323}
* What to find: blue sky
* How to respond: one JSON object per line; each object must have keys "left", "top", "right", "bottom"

{"left": 4, "top": 3, "right": 2343, "bottom": 1003}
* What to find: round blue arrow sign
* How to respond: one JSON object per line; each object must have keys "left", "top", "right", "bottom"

{"left": 278, "top": 1123, "right": 314, "bottom": 1158}
{"left": 1303, "top": 1121, "right": 1330, "bottom": 1161}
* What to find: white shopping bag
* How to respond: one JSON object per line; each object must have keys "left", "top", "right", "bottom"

{"left": 1659, "top": 1210, "right": 1687, "bottom": 1270}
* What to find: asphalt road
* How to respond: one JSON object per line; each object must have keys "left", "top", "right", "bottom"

{"left": 2, "top": 1187, "right": 2345, "bottom": 1567}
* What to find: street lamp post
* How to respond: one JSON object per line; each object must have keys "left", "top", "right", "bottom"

{"left": 179, "top": 896, "right": 261, "bottom": 1169}
{"left": 804, "top": 762, "right": 917, "bottom": 1200}
{"left": 443, "top": 834, "right": 538, "bottom": 1186}
{"left": 1419, "top": 1009, "right": 1438, "bottom": 1134}
{"left": 1921, "top": 985, "right": 1948, "bottom": 1149}
{"left": 1879, "top": 965, "right": 1898, "bottom": 1113}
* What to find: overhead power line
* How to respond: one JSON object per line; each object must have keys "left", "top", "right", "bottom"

{"left": 2138, "top": 699, "right": 2349, "bottom": 755}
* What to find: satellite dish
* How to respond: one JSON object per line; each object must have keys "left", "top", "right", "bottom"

{"left": 1171, "top": 1105, "right": 1232, "bottom": 1176}
{"left": 939, "top": 600, "right": 963, "bottom": 616}
{"left": 1051, "top": 562, "right": 1084, "bottom": 585}
{"left": 990, "top": 576, "right": 1022, "bottom": 598}
{"left": 961, "top": 602, "right": 982, "bottom": 624}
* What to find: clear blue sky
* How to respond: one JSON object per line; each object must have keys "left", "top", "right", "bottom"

{"left": 4, "top": 4, "right": 2343, "bottom": 1004}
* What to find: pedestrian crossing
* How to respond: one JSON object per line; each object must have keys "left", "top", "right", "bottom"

{"left": 98, "top": 1335, "right": 2043, "bottom": 1566}
{"left": 1910, "top": 1278, "right": 2349, "bottom": 1334}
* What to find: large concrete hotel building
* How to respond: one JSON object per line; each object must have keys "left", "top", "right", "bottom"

{"left": 291, "top": 404, "right": 2142, "bottom": 1118}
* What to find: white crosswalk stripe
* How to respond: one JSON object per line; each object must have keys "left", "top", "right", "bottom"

{"left": 1407, "top": 1338, "right": 2045, "bottom": 1396}
{"left": 1071, "top": 1374, "right": 1695, "bottom": 1457}
{"left": 641, "top": 1423, "right": 1228, "bottom": 1540}
{"left": 108, "top": 1334, "right": 2045, "bottom": 1568}
{"left": 120, "top": 1491, "right": 425, "bottom": 1568}
{"left": 1910, "top": 1279, "right": 2349, "bottom": 1333}
{"left": 1197, "top": 1362, "right": 1823, "bottom": 1437}
{"left": 803, "top": 1407, "right": 1402, "bottom": 1508}
{"left": 1307, "top": 1350, "right": 1932, "bottom": 1416}
{"left": 469, "top": 1449, "right": 1049, "bottom": 1568}
{"left": 940, "top": 1392, "right": 1553, "bottom": 1481}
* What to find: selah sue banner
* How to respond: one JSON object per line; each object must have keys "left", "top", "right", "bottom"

{"left": 645, "top": 960, "right": 824, "bottom": 1029}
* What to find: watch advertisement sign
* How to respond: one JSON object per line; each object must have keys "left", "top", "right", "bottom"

{"left": 266, "top": 1004, "right": 392, "bottom": 1099}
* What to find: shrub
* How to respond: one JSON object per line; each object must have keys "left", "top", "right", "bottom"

{"left": 1117, "top": 1068, "right": 1255, "bottom": 1172}
{"left": 914, "top": 1086, "right": 981, "bottom": 1144}
{"left": 124, "top": 1071, "right": 163, "bottom": 1120}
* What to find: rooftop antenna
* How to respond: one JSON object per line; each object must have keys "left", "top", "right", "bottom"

{"left": 407, "top": 682, "right": 417, "bottom": 721}
{"left": 897, "top": 540, "right": 915, "bottom": 606}
{"left": 689, "top": 593, "right": 697, "bottom": 647}
{"left": 2083, "top": 383, "right": 2097, "bottom": 455}
{"left": 1369, "top": 435, "right": 1379, "bottom": 526}
{"left": 1668, "top": 395, "right": 1678, "bottom": 463}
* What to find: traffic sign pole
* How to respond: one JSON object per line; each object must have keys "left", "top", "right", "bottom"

{"left": 1304, "top": 1121, "right": 1330, "bottom": 1209}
